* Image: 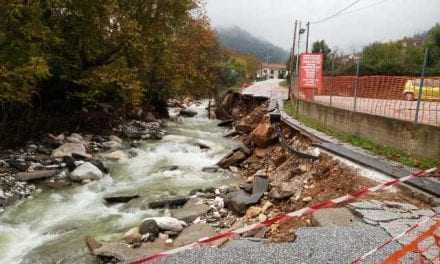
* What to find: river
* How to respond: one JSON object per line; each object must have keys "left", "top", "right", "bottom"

{"left": 0, "top": 102, "right": 238, "bottom": 264}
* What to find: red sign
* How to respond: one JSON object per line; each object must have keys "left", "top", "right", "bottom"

{"left": 299, "top": 53, "right": 323, "bottom": 100}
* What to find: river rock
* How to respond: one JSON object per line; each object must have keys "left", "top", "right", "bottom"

{"left": 52, "top": 143, "right": 91, "bottom": 159}
{"left": 148, "top": 196, "right": 190, "bottom": 209}
{"left": 69, "top": 162, "right": 103, "bottom": 182}
{"left": 66, "top": 134, "right": 84, "bottom": 144}
{"left": 90, "top": 160, "right": 109, "bottom": 174}
{"left": 63, "top": 156, "right": 76, "bottom": 171}
{"left": 160, "top": 165, "right": 179, "bottom": 171}
{"left": 217, "top": 149, "right": 247, "bottom": 169}
{"left": 121, "top": 120, "right": 164, "bottom": 140}
{"left": 202, "top": 166, "right": 219, "bottom": 173}
{"left": 179, "top": 109, "right": 198, "bottom": 117}
{"left": 104, "top": 191, "right": 139, "bottom": 203}
{"left": 237, "top": 144, "right": 252, "bottom": 156}
{"left": 239, "top": 183, "right": 253, "bottom": 193}
{"left": 225, "top": 175, "right": 268, "bottom": 215}
{"left": 269, "top": 182, "right": 297, "bottom": 200}
{"left": 189, "top": 187, "right": 216, "bottom": 196}
{"left": 142, "top": 217, "right": 187, "bottom": 232}
{"left": 224, "top": 129, "right": 239, "bottom": 138}
{"left": 123, "top": 227, "right": 142, "bottom": 244}
{"left": 250, "top": 116, "right": 275, "bottom": 148}
{"left": 7, "top": 159, "right": 29, "bottom": 171}
{"left": 101, "top": 150, "right": 128, "bottom": 161}
{"left": 174, "top": 224, "right": 217, "bottom": 247}
{"left": 171, "top": 201, "right": 211, "bottom": 224}
{"left": 85, "top": 236, "right": 102, "bottom": 253}
{"left": 109, "top": 135, "right": 123, "bottom": 144}
{"left": 217, "top": 120, "right": 233, "bottom": 127}
{"left": 47, "top": 133, "right": 65, "bottom": 147}
{"left": 196, "top": 142, "right": 210, "bottom": 150}
{"left": 139, "top": 219, "right": 161, "bottom": 237}
{"left": 15, "top": 170, "right": 59, "bottom": 181}
{"left": 93, "top": 239, "right": 170, "bottom": 263}
{"left": 102, "top": 141, "right": 122, "bottom": 150}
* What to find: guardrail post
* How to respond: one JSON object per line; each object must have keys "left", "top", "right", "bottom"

{"left": 415, "top": 48, "right": 429, "bottom": 124}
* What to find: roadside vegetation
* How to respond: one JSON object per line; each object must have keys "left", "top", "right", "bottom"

{"left": 0, "top": 1, "right": 259, "bottom": 146}
{"left": 283, "top": 101, "right": 439, "bottom": 170}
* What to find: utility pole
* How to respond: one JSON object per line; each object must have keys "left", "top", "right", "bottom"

{"left": 295, "top": 21, "right": 302, "bottom": 78}
{"left": 306, "top": 22, "right": 310, "bottom": 53}
{"left": 289, "top": 20, "right": 298, "bottom": 100}
{"left": 294, "top": 21, "right": 302, "bottom": 110}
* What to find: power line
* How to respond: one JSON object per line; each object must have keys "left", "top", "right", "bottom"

{"left": 310, "top": 0, "right": 363, "bottom": 24}
{"left": 339, "top": 0, "right": 393, "bottom": 16}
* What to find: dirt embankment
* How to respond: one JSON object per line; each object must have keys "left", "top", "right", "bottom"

{"left": 215, "top": 91, "right": 432, "bottom": 241}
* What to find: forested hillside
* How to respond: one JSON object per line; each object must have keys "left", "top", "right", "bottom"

{"left": 216, "top": 26, "right": 289, "bottom": 64}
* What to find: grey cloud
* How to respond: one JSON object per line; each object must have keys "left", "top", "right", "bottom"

{"left": 206, "top": 0, "right": 440, "bottom": 52}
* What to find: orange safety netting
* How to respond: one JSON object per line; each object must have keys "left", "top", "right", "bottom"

{"left": 382, "top": 219, "right": 440, "bottom": 264}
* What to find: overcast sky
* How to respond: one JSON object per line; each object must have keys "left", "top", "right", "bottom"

{"left": 206, "top": 0, "right": 440, "bottom": 53}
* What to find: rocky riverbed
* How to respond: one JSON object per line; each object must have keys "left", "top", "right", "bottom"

{"left": 0, "top": 100, "right": 242, "bottom": 264}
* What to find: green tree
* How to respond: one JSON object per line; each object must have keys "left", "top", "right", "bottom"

{"left": 425, "top": 24, "right": 440, "bottom": 72}
{"left": 312, "top": 40, "right": 332, "bottom": 72}
{"left": 0, "top": 1, "right": 50, "bottom": 104}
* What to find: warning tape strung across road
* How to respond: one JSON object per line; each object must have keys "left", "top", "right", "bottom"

{"left": 351, "top": 213, "right": 440, "bottom": 264}
{"left": 130, "top": 167, "right": 438, "bottom": 264}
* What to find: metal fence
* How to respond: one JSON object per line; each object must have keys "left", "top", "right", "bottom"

{"left": 291, "top": 50, "right": 440, "bottom": 127}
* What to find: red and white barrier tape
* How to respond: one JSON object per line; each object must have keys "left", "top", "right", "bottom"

{"left": 351, "top": 213, "right": 440, "bottom": 264}
{"left": 130, "top": 167, "right": 437, "bottom": 264}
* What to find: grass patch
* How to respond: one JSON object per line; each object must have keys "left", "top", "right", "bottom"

{"left": 283, "top": 100, "right": 439, "bottom": 170}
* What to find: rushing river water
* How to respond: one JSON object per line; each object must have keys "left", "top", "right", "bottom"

{"left": 0, "top": 103, "right": 238, "bottom": 264}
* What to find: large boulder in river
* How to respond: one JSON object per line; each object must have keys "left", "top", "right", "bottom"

{"left": 217, "top": 149, "right": 247, "bottom": 169}
{"left": 250, "top": 116, "right": 276, "bottom": 148}
{"left": 69, "top": 162, "right": 103, "bottom": 182}
{"left": 52, "top": 143, "right": 91, "bottom": 159}
{"left": 179, "top": 108, "right": 198, "bottom": 117}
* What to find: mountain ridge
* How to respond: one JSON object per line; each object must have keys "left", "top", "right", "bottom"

{"left": 216, "top": 26, "right": 289, "bottom": 64}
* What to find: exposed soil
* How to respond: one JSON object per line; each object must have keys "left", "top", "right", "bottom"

{"left": 215, "top": 92, "right": 434, "bottom": 243}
